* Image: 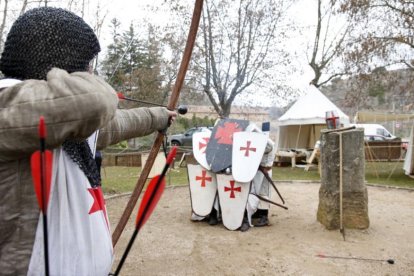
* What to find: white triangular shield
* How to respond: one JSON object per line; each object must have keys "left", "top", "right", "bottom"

{"left": 187, "top": 164, "right": 217, "bottom": 217}
{"left": 217, "top": 174, "right": 250, "bottom": 230}
{"left": 232, "top": 131, "right": 268, "bottom": 182}
{"left": 192, "top": 130, "right": 212, "bottom": 170}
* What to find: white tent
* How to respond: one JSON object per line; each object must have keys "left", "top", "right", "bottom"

{"left": 277, "top": 85, "right": 350, "bottom": 151}
{"left": 403, "top": 125, "right": 414, "bottom": 176}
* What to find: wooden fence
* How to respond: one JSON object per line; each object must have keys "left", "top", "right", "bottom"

{"left": 102, "top": 150, "right": 188, "bottom": 167}
{"left": 364, "top": 141, "right": 404, "bottom": 161}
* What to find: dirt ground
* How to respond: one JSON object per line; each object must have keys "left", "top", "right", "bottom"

{"left": 107, "top": 182, "right": 414, "bottom": 275}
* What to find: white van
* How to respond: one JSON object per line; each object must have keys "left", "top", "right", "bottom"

{"left": 351, "top": 124, "right": 397, "bottom": 141}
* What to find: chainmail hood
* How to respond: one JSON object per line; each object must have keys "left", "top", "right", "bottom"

{"left": 0, "top": 7, "right": 100, "bottom": 80}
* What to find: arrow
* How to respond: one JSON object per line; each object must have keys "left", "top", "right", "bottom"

{"left": 30, "top": 116, "right": 53, "bottom": 276}
{"left": 112, "top": 146, "right": 177, "bottom": 276}
{"left": 316, "top": 254, "right": 395, "bottom": 264}
{"left": 117, "top": 92, "right": 188, "bottom": 115}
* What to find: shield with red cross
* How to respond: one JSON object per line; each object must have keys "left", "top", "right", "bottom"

{"left": 232, "top": 131, "right": 268, "bottom": 182}
{"left": 206, "top": 118, "right": 250, "bottom": 173}
{"left": 187, "top": 164, "right": 217, "bottom": 217}
{"left": 192, "top": 130, "right": 212, "bottom": 170}
{"left": 217, "top": 174, "right": 250, "bottom": 230}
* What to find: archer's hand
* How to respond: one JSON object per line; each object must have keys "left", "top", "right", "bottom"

{"left": 167, "top": 110, "right": 177, "bottom": 126}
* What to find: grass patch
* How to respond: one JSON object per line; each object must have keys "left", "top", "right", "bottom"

{"left": 365, "top": 161, "right": 413, "bottom": 188}
{"left": 101, "top": 166, "right": 189, "bottom": 194}
{"left": 273, "top": 166, "right": 321, "bottom": 181}
{"left": 102, "top": 162, "right": 414, "bottom": 194}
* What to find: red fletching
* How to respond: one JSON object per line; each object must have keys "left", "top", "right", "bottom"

{"left": 166, "top": 146, "right": 178, "bottom": 165}
{"left": 39, "top": 116, "right": 46, "bottom": 139}
{"left": 117, "top": 92, "right": 125, "bottom": 100}
{"left": 31, "top": 150, "right": 53, "bottom": 213}
{"left": 316, "top": 254, "right": 326, "bottom": 258}
{"left": 135, "top": 175, "right": 166, "bottom": 230}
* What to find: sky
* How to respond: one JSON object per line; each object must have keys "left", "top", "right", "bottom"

{"left": 1, "top": 0, "right": 319, "bottom": 107}
{"left": 91, "top": 0, "right": 321, "bottom": 107}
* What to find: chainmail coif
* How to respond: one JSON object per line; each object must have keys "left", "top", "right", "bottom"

{"left": 0, "top": 7, "right": 102, "bottom": 187}
{"left": 0, "top": 7, "right": 101, "bottom": 80}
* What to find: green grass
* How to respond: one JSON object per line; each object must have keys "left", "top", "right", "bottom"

{"left": 101, "top": 166, "right": 189, "bottom": 194}
{"left": 101, "top": 162, "right": 414, "bottom": 194}
{"left": 364, "top": 161, "right": 413, "bottom": 188}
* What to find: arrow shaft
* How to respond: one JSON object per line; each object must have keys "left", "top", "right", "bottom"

{"left": 120, "top": 95, "right": 166, "bottom": 107}
{"left": 41, "top": 212, "right": 50, "bottom": 276}
{"left": 39, "top": 145, "right": 50, "bottom": 276}
{"left": 113, "top": 229, "right": 138, "bottom": 276}
{"left": 39, "top": 117, "right": 50, "bottom": 276}
{"left": 318, "top": 254, "right": 393, "bottom": 263}
{"left": 113, "top": 147, "right": 176, "bottom": 275}
{"left": 114, "top": 175, "right": 164, "bottom": 275}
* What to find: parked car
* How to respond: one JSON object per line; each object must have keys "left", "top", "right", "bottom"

{"left": 351, "top": 123, "right": 397, "bottom": 140}
{"left": 364, "top": 135, "right": 389, "bottom": 141}
{"left": 168, "top": 127, "right": 213, "bottom": 147}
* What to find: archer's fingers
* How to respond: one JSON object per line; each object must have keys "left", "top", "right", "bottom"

{"left": 167, "top": 110, "right": 177, "bottom": 126}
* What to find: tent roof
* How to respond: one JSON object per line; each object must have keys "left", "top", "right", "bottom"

{"left": 278, "top": 85, "right": 350, "bottom": 126}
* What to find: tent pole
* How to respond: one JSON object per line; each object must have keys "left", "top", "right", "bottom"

{"left": 339, "top": 132, "right": 345, "bottom": 241}
{"left": 295, "top": 125, "right": 302, "bottom": 149}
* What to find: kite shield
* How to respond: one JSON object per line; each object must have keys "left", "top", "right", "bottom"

{"left": 192, "top": 130, "right": 212, "bottom": 170}
{"left": 217, "top": 174, "right": 250, "bottom": 230}
{"left": 232, "top": 131, "right": 268, "bottom": 182}
{"left": 187, "top": 164, "right": 217, "bottom": 217}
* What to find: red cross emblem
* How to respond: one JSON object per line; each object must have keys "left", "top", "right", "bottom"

{"left": 240, "top": 140, "right": 256, "bottom": 157}
{"left": 214, "top": 122, "right": 243, "bottom": 144}
{"left": 198, "top": 137, "right": 210, "bottom": 154}
{"left": 195, "top": 170, "right": 212, "bottom": 187}
{"left": 224, "top": 180, "right": 241, "bottom": 198}
{"left": 326, "top": 111, "right": 339, "bottom": 129}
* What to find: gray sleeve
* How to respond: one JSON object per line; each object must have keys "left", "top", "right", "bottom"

{"left": 0, "top": 68, "right": 118, "bottom": 161}
{"left": 97, "top": 106, "right": 170, "bottom": 149}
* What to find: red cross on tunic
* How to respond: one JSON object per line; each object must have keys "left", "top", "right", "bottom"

{"left": 195, "top": 170, "right": 212, "bottom": 187}
{"left": 240, "top": 140, "right": 256, "bottom": 157}
{"left": 224, "top": 180, "right": 241, "bottom": 198}
{"left": 88, "top": 187, "right": 109, "bottom": 228}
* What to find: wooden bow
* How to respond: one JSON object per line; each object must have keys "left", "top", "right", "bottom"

{"left": 112, "top": 0, "right": 204, "bottom": 247}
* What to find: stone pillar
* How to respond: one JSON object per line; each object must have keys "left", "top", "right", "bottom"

{"left": 317, "top": 128, "right": 369, "bottom": 230}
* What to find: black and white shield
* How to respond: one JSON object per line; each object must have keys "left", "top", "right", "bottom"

{"left": 206, "top": 118, "right": 249, "bottom": 173}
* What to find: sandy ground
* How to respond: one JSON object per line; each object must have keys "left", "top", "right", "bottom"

{"left": 107, "top": 182, "right": 414, "bottom": 275}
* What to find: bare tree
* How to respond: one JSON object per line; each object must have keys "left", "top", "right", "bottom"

{"left": 0, "top": 0, "right": 9, "bottom": 51}
{"left": 308, "top": 0, "right": 355, "bottom": 87}
{"left": 338, "top": 0, "right": 414, "bottom": 71}
{"left": 164, "top": 0, "right": 294, "bottom": 117}
{"left": 198, "top": 0, "right": 294, "bottom": 117}
{"left": 19, "top": 0, "right": 29, "bottom": 15}
{"left": 91, "top": 1, "right": 107, "bottom": 72}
